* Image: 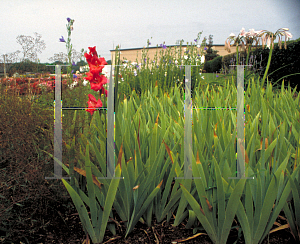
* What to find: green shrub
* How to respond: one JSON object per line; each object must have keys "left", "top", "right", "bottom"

{"left": 260, "top": 38, "right": 300, "bottom": 92}
{"left": 204, "top": 56, "right": 223, "bottom": 73}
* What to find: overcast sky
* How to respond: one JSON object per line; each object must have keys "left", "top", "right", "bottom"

{"left": 1, "top": 0, "right": 299, "bottom": 63}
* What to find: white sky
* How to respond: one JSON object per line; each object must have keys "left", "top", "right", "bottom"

{"left": 1, "top": 0, "right": 299, "bottom": 63}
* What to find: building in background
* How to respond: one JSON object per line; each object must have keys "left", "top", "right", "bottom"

{"left": 110, "top": 44, "right": 244, "bottom": 64}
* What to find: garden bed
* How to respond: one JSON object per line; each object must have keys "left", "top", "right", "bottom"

{"left": 1, "top": 71, "right": 300, "bottom": 243}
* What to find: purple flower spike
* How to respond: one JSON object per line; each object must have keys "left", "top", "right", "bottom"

{"left": 163, "top": 44, "right": 167, "bottom": 49}
{"left": 67, "top": 18, "right": 71, "bottom": 22}
{"left": 149, "top": 42, "right": 151, "bottom": 45}
{"left": 216, "top": 75, "right": 219, "bottom": 78}
{"left": 59, "top": 36, "right": 66, "bottom": 42}
{"left": 194, "top": 39, "right": 197, "bottom": 42}
{"left": 72, "top": 61, "right": 76, "bottom": 66}
{"left": 73, "top": 74, "right": 77, "bottom": 78}
{"left": 204, "top": 47, "right": 207, "bottom": 50}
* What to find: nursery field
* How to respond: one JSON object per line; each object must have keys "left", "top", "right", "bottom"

{"left": 1, "top": 71, "right": 300, "bottom": 243}
{"left": 1, "top": 24, "right": 300, "bottom": 244}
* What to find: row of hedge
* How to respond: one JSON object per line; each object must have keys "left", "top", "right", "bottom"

{"left": 1, "top": 60, "right": 89, "bottom": 77}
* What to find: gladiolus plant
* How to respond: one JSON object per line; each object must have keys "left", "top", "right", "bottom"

{"left": 58, "top": 45, "right": 120, "bottom": 244}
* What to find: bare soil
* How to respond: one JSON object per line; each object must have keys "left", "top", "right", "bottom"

{"left": 1, "top": 182, "right": 297, "bottom": 244}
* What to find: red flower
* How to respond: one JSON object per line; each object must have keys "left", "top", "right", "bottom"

{"left": 89, "top": 56, "right": 107, "bottom": 73}
{"left": 88, "top": 46, "right": 97, "bottom": 55}
{"left": 90, "top": 66, "right": 103, "bottom": 75}
{"left": 86, "top": 94, "right": 102, "bottom": 116}
{"left": 84, "top": 52, "right": 93, "bottom": 63}
{"left": 89, "top": 74, "right": 107, "bottom": 92}
{"left": 85, "top": 46, "right": 107, "bottom": 72}
{"left": 85, "top": 71, "right": 94, "bottom": 81}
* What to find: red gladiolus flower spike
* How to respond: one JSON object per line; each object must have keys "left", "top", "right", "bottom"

{"left": 85, "top": 46, "right": 108, "bottom": 92}
{"left": 85, "top": 46, "right": 109, "bottom": 114}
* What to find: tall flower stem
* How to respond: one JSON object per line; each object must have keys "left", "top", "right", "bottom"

{"left": 244, "top": 45, "right": 251, "bottom": 80}
{"left": 236, "top": 45, "right": 239, "bottom": 66}
{"left": 64, "top": 18, "right": 74, "bottom": 86}
{"left": 66, "top": 26, "right": 72, "bottom": 85}
{"left": 114, "top": 46, "right": 121, "bottom": 115}
{"left": 261, "top": 42, "right": 273, "bottom": 86}
{"left": 245, "top": 45, "right": 251, "bottom": 66}
{"left": 99, "top": 90, "right": 107, "bottom": 133}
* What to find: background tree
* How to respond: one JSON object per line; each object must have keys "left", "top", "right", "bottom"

{"left": 16, "top": 32, "right": 46, "bottom": 62}
{"left": 48, "top": 48, "right": 82, "bottom": 64}
{"left": 48, "top": 52, "right": 68, "bottom": 63}
{"left": 48, "top": 48, "right": 84, "bottom": 74}
{"left": 204, "top": 34, "right": 219, "bottom": 61}
{"left": 71, "top": 48, "right": 82, "bottom": 63}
